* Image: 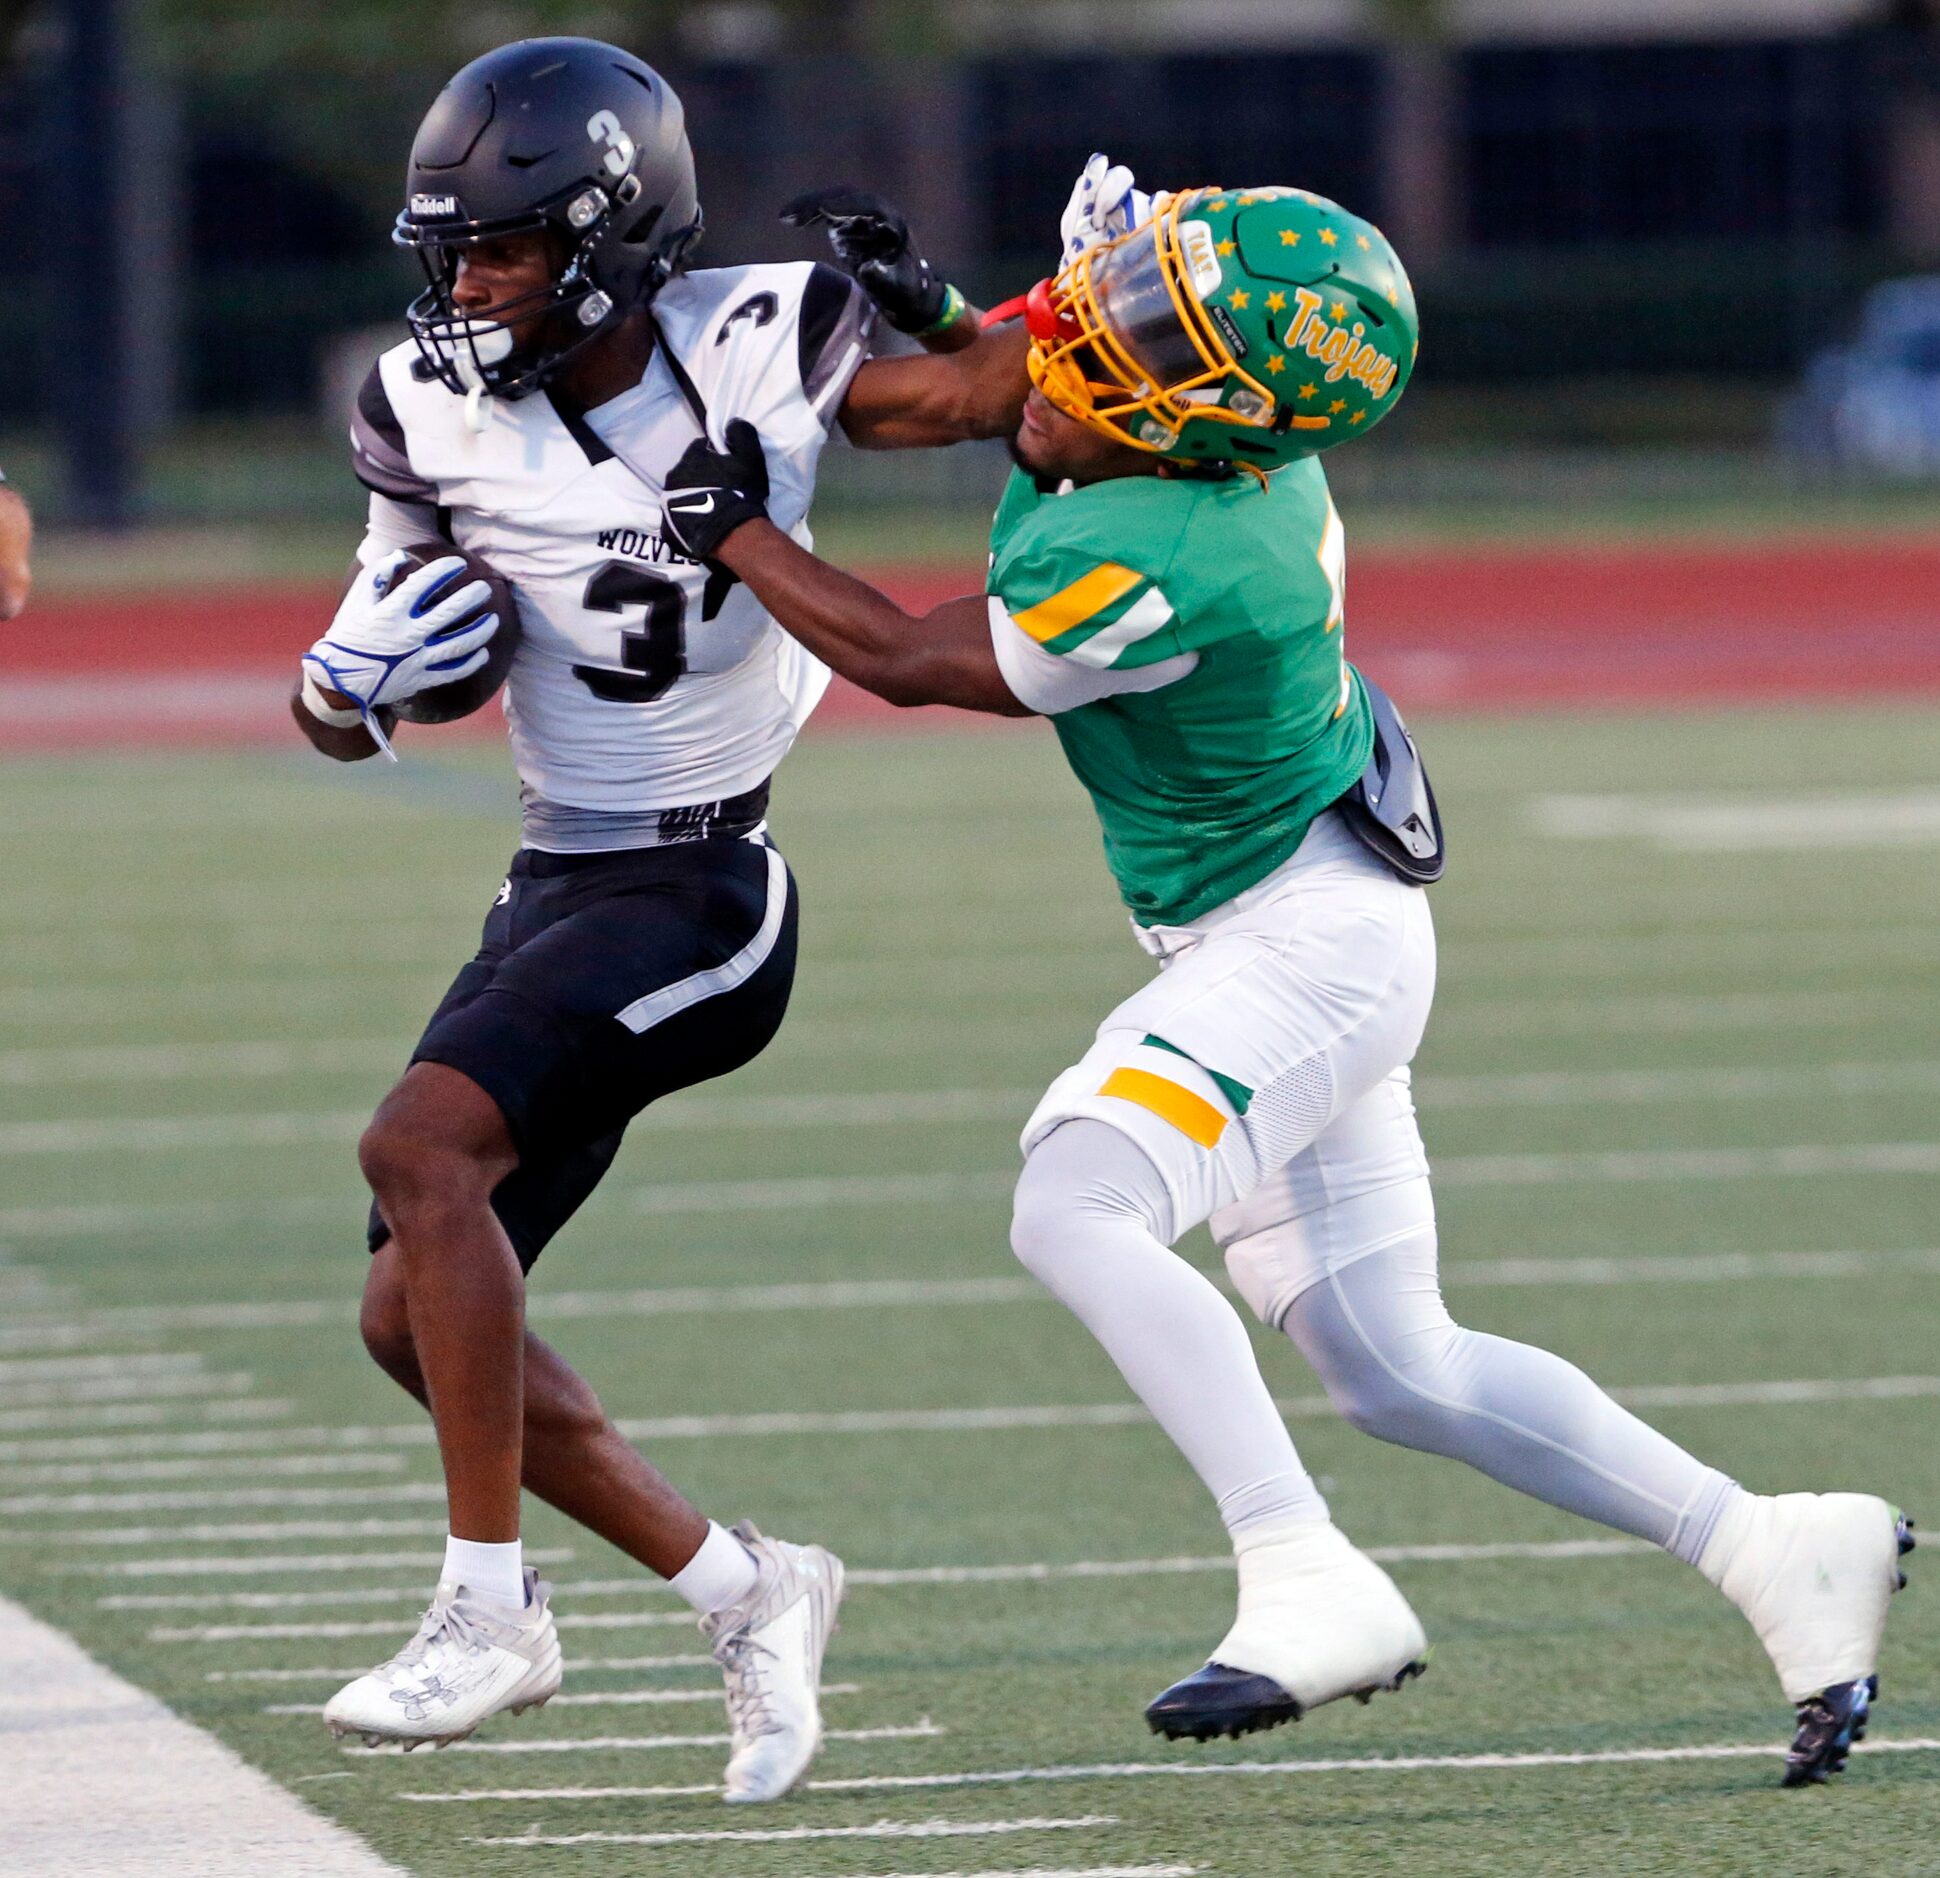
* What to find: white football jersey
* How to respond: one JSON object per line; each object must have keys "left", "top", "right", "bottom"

{"left": 349, "top": 261, "right": 875, "bottom": 842}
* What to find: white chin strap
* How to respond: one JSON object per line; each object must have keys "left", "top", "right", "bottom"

{"left": 438, "top": 321, "right": 514, "bottom": 433}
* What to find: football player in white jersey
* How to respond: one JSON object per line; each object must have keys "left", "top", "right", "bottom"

{"left": 291, "top": 38, "right": 1029, "bottom": 1797}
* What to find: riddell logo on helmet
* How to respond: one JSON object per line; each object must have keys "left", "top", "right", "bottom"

{"left": 1283, "top": 287, "right": 1399, "bottom": 399}
{"left": 411, "top": 194, "right": 462, "bottom": 219}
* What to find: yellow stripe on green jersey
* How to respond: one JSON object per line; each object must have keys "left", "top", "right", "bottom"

{"left": 1010, "top": 562, "right": 1144, "bottom": 644}
{"left": 986, "top": 462, "right": 1375, "bottom": 927}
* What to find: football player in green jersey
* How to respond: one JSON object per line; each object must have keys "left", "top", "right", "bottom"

{"left": 661, "top": 170, "right": 1912, "bottom": 1783}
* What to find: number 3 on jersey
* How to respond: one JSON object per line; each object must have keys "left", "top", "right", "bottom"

{"left": 573, "top": 564, "right": 687, "bottom": 703}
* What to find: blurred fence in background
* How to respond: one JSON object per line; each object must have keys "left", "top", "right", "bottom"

{"left": 5, "top": 0, "right": 1940, "bottom": 530}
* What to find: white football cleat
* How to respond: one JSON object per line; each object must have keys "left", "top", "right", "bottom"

{"left": 1145, "top": 1520, "right": 1428, "bottom": 1740}
{"left": 701, "top": 1520, "right": 846, "bottom": 1803}
{"left": 1700, "top": 1491, "right": 1915, "bottom": 1784}
{"left": 322, "top": 1568, "right": 560, "bottom": 1750}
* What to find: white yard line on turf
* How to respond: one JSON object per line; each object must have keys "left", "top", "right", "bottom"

{"left": 0, "top": 1590, "right": 406, "bottom": 1877}
{"left": 0, "top": 1111, "right": 366, "bottom": 1155}
{"left": 95, "top": 1546, "right": 574, "bottom": 1583}
{"left": 0, "top": 1038, "right": 397, "bottom": 1086}
{"left": 12, "top": 1240, "right": 1935, "bottom": 1360}
{"left": 209, "top": 1654, "right": 715, "bottom": 1683}
{"left": 3, "top": 1480, "right": 447, "bottom": 1516}
{"left": 1418, "top": 1060, "right": 1940, "bottom": 1109}
{"left": 825, "top": 1869, "right": 1195, "bottom": 1878}
{"left": 1436, "top": 1142, "right": 1940, "bottom": 1186}
{"left": 14, "top": 1053, "right": 1939, "bottom": 1149}
{"left": 144, "top": 1542, "right": 1660, "bottom": 1642}
{"left": 632, "top": 1171, "right": 1014, "bottom": 1213}
{"left": 1532, "top": 787, "right": 1940, "bottom": 850}
{"left": 0, "top": 1426, "right": 412, "bottom": 1463}
{"left": 118, "top": 1589, "right": 418, "bottom": 1612}
{"left": 125, "top": 1544, "right": 1637, "bottom": 1621}
{"left": 472, "top": 1814, "right": 1110, "bottom": 1848}
{"left": 11, "top": 1370, "right": 1934, "bottom": 1477}
{"left": 347, "top": 1722, "right": 945, "bottom": 1758}
{"left": 0, "top": 1352, "right": 202, "bottom": 1380}
{"left": 1447, "top": 1246, "right": 1940, "bottom": 1288}
{"left": 0, "top": 1370, "right": 253, "bottom": 1408}
{"left": 154, "top": 1601, "right": 682, "bottom": 1642}
{"left": 407, "top": 1739, "right": 1940, "bottom": 1807}
{"left": 0, "top": 1451, "right": 408, "bottom": 1489}
{"left": 0, "top": 1397, "right": 293, "bottom": 1436}
{"left": 267, "top": 1682, "right": 859, "bottom": 1717}
{"left": 20, "top": 1516, "right": 440, "bottom": 1546}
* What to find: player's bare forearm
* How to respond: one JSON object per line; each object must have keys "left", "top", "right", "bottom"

{"left": 290, "top": 682, "right": 391, "bottom": 761}
{"left": 0, "top": 484, "right": 32, "bottom": 621}
{"left": 838, "top": 324, "right": 1030, "bottom": 451}
{"left": 714, "top": 520, "right": 1028, "bottom": 715}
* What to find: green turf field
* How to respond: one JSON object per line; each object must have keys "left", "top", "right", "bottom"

{"left": 2, "top": 707, "right": 1938, "bottom": 1877}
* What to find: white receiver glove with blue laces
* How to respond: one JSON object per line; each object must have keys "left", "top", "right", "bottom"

{"left": 1060, "top": 153, "right": 1158, "bottom": 267}
{"left": 303, "top": 550, "right": 499, "bottom": 753}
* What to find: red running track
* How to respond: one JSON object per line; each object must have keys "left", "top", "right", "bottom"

{"left": 4, "top": 534, "right": 1939, "bottom": 749}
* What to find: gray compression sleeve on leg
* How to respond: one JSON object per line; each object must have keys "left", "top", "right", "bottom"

{"left": 1011, "top": 1119, "right": 1329, "bottom": 1539}
{"left": 1280, "top": 1225, "right": 1739, "bottom": 1563}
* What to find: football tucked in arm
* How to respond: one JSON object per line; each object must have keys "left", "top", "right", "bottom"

{"left": 378, "top": 541, "right": 523, "bottom": 725}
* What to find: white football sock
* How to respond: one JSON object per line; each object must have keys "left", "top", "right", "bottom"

{"left": 1011, "top": 1120, "right": 1330, "bottom": 1541}
{"left": 670, "top": 1520, "right": 761, "bottom": 1614}
{"left": 442, "top": 1534, "right": 525, "bottom": 1606}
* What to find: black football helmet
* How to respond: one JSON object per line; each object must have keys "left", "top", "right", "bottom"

{"left": 395, "top": 38, "right": 703, "bottom": 403}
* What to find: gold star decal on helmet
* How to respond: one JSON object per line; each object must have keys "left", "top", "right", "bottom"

{"left": 1319, "top": 228, "right": 1339, "bottom": 247}
{"left": 1237, "top": 194, "right": 1258, "bottom": 206}
{"left": 1207, "top": 198, "right": 1228, "bottom": 212}
{"left": 1329, "top": 398, "right": 1348, "bottom": 414}
{"left": 1266, "top": 353, "right": 1286, "bottom": 374}
{"left": 1356, "top": 234, "right": 1371, "bottom": 250}
{"left": 1228, "top": 289, "right": 1250, "bottom": 310}
{"left": 1298, "top": 383, "right": 1318, "bottom": 400}
{"left": 1264, "top": 290, "right": 1286, "bottom": 312}
{"left": 1349, "top": 409, "right": 1367, "bottom": 424}
{"left": 1279, "top": 229, "right": 1300, "bottom": 247}
{"left": 1216, "top": 239, "right": 1236, "bottom": 257}
{"left": 1331, "top": 299, "right": 1349, "bottom": 321}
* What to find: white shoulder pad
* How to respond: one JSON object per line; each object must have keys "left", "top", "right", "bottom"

{"left": 653, "top": 261, "right": 876, "bottom": 447}
{"left": 349, "top": 341, "right": 449, "bottom": 505}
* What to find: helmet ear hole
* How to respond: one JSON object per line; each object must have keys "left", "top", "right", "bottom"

{"left": 622, "top": 202, "right": 665, "bottom": 246}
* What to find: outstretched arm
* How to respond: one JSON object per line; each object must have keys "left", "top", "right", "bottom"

{"left": 661, "top": 419, "right": 1026, "bottom": 716}
{"left": 837, "top": 323, "right": 1029, "bottom": 451}
{"left": 720, "top": 519, "right": 1024, "bottom": 715}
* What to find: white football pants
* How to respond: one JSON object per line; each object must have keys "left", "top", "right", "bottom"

{"left": 1010, "top": 810, "right": 1739, "bottom": 1562}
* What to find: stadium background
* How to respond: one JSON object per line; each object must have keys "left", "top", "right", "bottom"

{"left": 2, "top": 3, "right": 1939, "bottom": 1875}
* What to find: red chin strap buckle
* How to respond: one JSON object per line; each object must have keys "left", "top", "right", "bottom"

{"left": 981, "top": 291, "right": 1030, "bottom": 329}
{"left": 982, "top": 278, "right": 1074, "bottom": 348}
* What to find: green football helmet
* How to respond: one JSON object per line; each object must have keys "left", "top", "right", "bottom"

{"left": 1025, "top": 186, "right": 1418, "bottom": 470}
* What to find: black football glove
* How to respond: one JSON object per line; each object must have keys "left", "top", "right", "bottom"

{"left": 661, "top": 419, "right": 771, "bottom": 565}
{"left": 781, "top": 184, "right": 948, "bottom": 335}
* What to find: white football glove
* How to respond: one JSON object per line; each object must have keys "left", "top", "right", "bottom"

{"left": 303, "top": 550, "right": 498, "bottom": 720}
{"left": 1060, "top": 152, "right": 1156, "bottom": 267}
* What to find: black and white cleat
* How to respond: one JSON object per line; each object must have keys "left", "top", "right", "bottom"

{"left": 1783, "top": 1675, "right": 1877, "bottom": 1787}
{"left": 1145, "top": 1663, "right": 1302, "bottom": 1742}
{"left": 1781, "top": 1511, "right": 1914, "bottom": 1788}
{"left": 1144, "top": 1655, "right": 1427, "bottom": 1743}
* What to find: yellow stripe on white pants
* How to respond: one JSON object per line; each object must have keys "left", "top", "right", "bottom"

{"left": 1098, "top": 1067, "right": 1229, "bottom": 1148}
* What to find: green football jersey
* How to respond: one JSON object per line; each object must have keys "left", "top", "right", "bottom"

{"left": 986, "top": 461, "right": 1373, "bottom": 926}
